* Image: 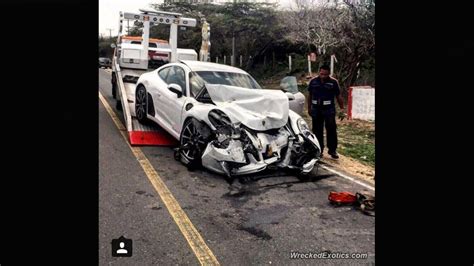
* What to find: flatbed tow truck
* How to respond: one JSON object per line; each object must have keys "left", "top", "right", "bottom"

{"left": 111, "top": 8, "right": 197, "bottom": 145}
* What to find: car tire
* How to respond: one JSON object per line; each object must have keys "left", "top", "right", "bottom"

{"left": 289, "top": 164, "right": 319, "bottom": 181}
{"left": 115, "top": 99, "right": 122, "bottom": 111}
{"left": 178, "top": 118, "right": 211, "bottom": 170}
{"left": 111, "top": 73, "right": 117, "bottom": 99}
{"left": 135, "top": 85, "right": 148, "bottom": 123}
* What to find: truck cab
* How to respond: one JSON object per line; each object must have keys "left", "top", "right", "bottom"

{"left": 116, "top": 35, "right": 198, "bottom": 70}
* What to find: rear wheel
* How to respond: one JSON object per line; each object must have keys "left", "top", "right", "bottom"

{"left": 135, "top": 85, "right": 148, "bottom": 123}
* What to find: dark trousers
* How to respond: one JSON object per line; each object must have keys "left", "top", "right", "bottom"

{"left": 312, "top": 111, "right": 338, "bottom": 153}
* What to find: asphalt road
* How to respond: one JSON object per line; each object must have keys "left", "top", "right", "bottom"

{"left": 99, "top": 68, "right": 375, "bottom": 265}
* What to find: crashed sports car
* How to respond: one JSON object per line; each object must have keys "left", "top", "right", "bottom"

{"left": 135, "top": 60, "right": 321, "bottom": 178}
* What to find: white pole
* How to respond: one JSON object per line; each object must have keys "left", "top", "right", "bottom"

{"left": 224, "top": 55, "right": 226, "bottom": 65}
{"left": 289, "top": 55, "right": 292, "bottom": 72}
{"left": 307, "top": 55, "right": 312, "bottom": 76}
{"left": 216, "top": 57, "right": 218, "bottom": 63}
{"left": 240, "top": 55, "right": 242, "bottom": 67}
{"left": 330, "top": 55, "right": 334, "bottom": 76}
{"left": 141, "top": 19, "right": 150, "bottom": 68}
{"left": 170, "top": 22, "right": 178, "bottom": 63}
{"left": 231, "top": 32, "right": 235, "bottom": 66}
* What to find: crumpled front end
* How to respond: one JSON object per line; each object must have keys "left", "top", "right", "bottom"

{"left": 199, "top": 112, "right": 321, "bottom": 178}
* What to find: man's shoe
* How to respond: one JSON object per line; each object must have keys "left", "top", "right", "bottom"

{"left": 328, "top": 151, "right": 339, "bottom": 159}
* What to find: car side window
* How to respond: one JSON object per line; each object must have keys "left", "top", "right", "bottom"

{"left": 158, "top": 67, "right": 171, "bottom": 82}
{"left": 189, "top": 72, "right": 205, "bottom": 97}
{"left": 166, "top": 66, "right": 186, "bottom": 96}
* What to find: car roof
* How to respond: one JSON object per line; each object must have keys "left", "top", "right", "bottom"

{"left": 179, "top": 60, "right": 248, "bottom": 74}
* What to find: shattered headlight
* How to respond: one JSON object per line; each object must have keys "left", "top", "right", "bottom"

{"left": 297, "top": 118, "right": 312, "bottom": 137}
{"left": 209, "top": 109, "right": 241, "bottom": 148}
{"left": 208, "top": 109, "right": 231, "bottom": 128}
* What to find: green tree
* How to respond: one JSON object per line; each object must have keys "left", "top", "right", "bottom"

{"left": 284, "top": 0, "right": 375, "bottom": 92}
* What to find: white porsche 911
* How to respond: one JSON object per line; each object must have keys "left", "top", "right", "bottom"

{"left": 135, "top": 60, "right": 321, "bottom": 179}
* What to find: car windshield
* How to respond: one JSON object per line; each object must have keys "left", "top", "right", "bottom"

{"left": 189, "top": 71, "right": 262, "bottom": 97}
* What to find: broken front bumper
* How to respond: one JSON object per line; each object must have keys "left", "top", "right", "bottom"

{"left": 200, "top": 125, "right": 320, "bottom": 177}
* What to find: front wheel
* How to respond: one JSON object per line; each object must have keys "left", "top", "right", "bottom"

{"left": 179, "top": 118, "right": 211, "bottom": 170}
{"left": 286, "top": 163, "right": 319, "bottom": 181}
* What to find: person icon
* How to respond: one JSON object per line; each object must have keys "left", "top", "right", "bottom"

{"left": 116, "top": 242, "right": 128, "bottom": 254}
{"left": 112, "top": 236, "right": 132, "bottom": 257}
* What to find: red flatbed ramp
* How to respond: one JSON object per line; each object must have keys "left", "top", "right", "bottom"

{"left": 129, "top": 117, "right": 178, "bottom": 146}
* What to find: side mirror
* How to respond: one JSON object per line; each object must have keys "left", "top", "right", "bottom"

{"left": 280, "top": 76, "right": 298, "bottom": 94}
{"left": 280, "top": 83, "right": 289, "bottom": 92}
{"left": 110, "top": 43, "right": 116, "bottom": 49}
{"left": 168, "top": 84, "right": 183, "bottom": 98}
{"left": 285, "top": 92, "right": 295, "bottom": 101}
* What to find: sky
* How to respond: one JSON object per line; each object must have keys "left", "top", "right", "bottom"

{"left": 99, "top": 0, "right": 163, "bottom": 37}
{"left": 99, "top": 0, "right": 294, "bottom": 37}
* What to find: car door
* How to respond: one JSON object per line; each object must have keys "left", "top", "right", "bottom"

{"left": 162, "top": 65, "right": 188, "bottom": 135}
{"left": 148, "top": 66, "right": 172, "bottom": 126}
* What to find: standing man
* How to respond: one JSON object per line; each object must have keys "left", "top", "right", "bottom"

{"left": 308, "top": 64, "right": 345, "bottom": 159}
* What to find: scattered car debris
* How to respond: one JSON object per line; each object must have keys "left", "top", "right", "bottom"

{"left": 328, "top": 191, "right": 375, "bottom": 216}
{"left": 328, "top": 191, "right": 357, "bottom": 204}
{"left": 356, "top": 192, "right": 375, "bottom": 216}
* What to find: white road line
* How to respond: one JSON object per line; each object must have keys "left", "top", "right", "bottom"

{"left": 320, "top": 164, "right": 375, "bottom": 191}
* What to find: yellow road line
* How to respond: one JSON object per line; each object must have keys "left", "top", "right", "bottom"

{"left": 99, "top": 91, "right": 220, "bottom": 265}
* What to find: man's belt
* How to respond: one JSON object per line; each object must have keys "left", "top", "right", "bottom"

{"left": 312, "top": 100, "right": 332, "bottom": 105}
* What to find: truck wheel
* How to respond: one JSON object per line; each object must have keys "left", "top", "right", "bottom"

{"left": 135, "top": 85, "right": 148, "bottom": 123}
{"left": 111, "top": 73, "right": 117, "bottom": 99}
{"left": 115, "top": 99, "right": 122, "bottom": 111}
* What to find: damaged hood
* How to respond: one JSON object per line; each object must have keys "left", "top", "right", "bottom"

{"left": 205, "top": 84, "right": 289, "bottom": 131}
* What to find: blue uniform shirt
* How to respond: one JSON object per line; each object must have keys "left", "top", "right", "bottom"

{"left": 307, "top": 76, "right": 340, "bottom": 116}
